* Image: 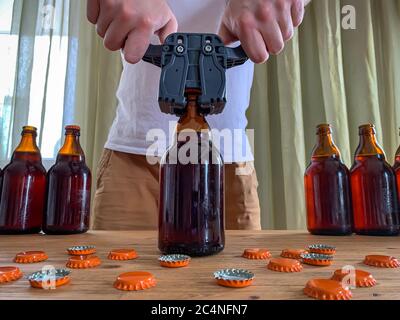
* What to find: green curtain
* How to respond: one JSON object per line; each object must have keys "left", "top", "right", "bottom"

{"left": 248, "top": 0, "right": 400, "bottom": 229}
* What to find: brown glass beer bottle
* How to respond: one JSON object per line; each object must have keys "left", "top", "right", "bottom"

{"left": 350, "top": 124, "right": 399, "bottom": 236}
{"left": 159, "top": 91, "right": 225, "bottom": 256}
{"left": 304, "top": 124, "right": 352, "bottom": 235}
{"left": 43, "top": 125, "right": 91, "bottom": 234}
{"left": 392, "top": 128, "right": 400, "bottom": 207}
{"left": 0, "top": 126, "right": 46, "bottom": 234}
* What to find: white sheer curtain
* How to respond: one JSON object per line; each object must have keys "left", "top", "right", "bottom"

{"left": 0, "top": 0, "right": 82, "bottom": 168}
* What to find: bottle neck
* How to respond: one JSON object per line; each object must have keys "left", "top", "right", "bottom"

{"left": 311, "top": 133, "right": 340, "bottom": 160}
{"left": 355, "top": 133, "right": 385, "bottom": 159}
{"left": 13, "top": 131, "right": 41, "bottom": 161}
{"left": 174, "top": 95, "right": 211, "bottom": 143}
{"left": 57, "top": 132, "right": 85, "bottom": 162}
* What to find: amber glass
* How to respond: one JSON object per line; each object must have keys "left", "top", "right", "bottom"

{"left": 43, "top": 126, "right": 91, "bottom": 234}
{"left": 393, "top": 128, "right": 400, "bottom": 204}
{"left": 350, "top": 124, "right": 399, "bottom": 236}
{"left": 304, "top": 124, "right": 352, "bottom": 235}
{"left": 0, "top": 126, "right": 46, "bottom": 234}
{"left": 159, "top": 92, "right": 225, "bottom": 256}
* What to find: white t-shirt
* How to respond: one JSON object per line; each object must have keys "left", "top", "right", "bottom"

{"left": 105, "top": 0, "right": 255, "bottom": 163}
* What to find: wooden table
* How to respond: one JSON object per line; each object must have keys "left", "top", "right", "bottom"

{"left": 0, "top": 230, "right": 399, "bottom": 300}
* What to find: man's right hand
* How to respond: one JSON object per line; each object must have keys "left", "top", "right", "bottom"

{"left": 87, "top": 0, "right": 178, "bottom": 64}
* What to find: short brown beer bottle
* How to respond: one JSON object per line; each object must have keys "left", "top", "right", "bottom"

{"left": 304, "top": 124, "right": 352, "bottom": 235}
{"left": 158, "top": 90, "right": 225, "bottom": 256}
{"left": 0, "top": 126, "right": 46, "bottom": 234}
{"left": 350, "top": 124, "right": 399, "bottom": 236}
{"left": 43, "top": 125, "right": 91, "bottom": 234}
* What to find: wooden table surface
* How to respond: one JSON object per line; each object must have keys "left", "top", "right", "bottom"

{"left": 0, "top": 230, "right": 399, "bottom": 300}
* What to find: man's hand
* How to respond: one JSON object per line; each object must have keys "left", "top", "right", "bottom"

{"left": 219, "top": 0, "right": 308, "bottom": 64}
{"left": 87, "top": 0, "right": 178, "bottom": 64}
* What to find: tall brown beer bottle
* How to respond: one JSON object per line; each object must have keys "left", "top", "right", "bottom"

{"left": 43, "top": 125, "right": 91, "bottom": 234}
{"left": 350, "top": 124, "right": 399, "bottom": 236}
{"left": 159, "top": 90, "right": 225, "bottom": 256}
{"left": 0, "top": 126, "right": 46, "bottom": 234}
{"left": 304, "top": 124, "right": 352, "bottom": 235}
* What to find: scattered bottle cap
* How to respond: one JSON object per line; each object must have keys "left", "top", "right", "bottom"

{"left": 108, "top": 249, "right": 138, "bottom": 261}
{"left": 242, "top": 248, "right": 271, "bottom": 260}
{"left": 66, "top": 255, "right": 101, "bottom": 269}
{"left": 159, "top": 254, "right": 191, "bottom": 268}
{"left": 67, "top": 245, "right": 96, "bottom": 256}
{"left": 14, "top": 251, "right": 48, "bottom": 264}
{"left": 281, "top": 249, "right": 308, "bottom": 260}
{"left": 214, "top": 269, "right": 254, "bottom": 288}
{"left": 304, "top": 279, "right": 352, "bottom": 300}
{"left": 113, "top": 271, "right": 157, "bottom": 291}
{"left": 363, "top": 255, "right": 400, "bottom": 268}
{"left": 0, "top": 266, "right": 23, "bottom": 283}
{"left": 308, "top": 244, "right": 336, "bottom": 255}
{"left": 331, "top": 269, "right": 377, "bottom": 288}
{"left": 267, "top": 258, "right": 303, "bottom": 273}
{"left": 28, "top": 269, "right": 71, "bottom": 289}
{"left": 301, "top": 253, "right": 333, "bottom": 266}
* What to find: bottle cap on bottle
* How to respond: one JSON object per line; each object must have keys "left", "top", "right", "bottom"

{"left": 214, "top": 269, "right": 254, "bottom": 288}
{"left": 158, "top": 254, "right": 191, "bottom": 268}
{"left": 113, "top": 271, "right": 157, "bottom": 291}
{"left": 308, "top": 244, "right": 336, "bottom": 255}
{"left": 301, "top": 253, "right": 333, "bottom": 266}
{"left": 28, "top": 269, "right": 71, "bottom": 289}
{"left": 363, "top": 255, "right": 400, "bottom": 268}
{"left": 267, "top": 258, "right": 303, "bottom": 273}
{"left": 0, "top": 266, "right": 23, "bottom": 283}
{"left": 242, "top": 248, "right": 271, "bottom": 260}
{"left": 304, "top": 279, "right": 352, "bottom": 300}
{"left": 14, "top": 251, "right": 48, "bottom": 264}
{"left": 281, "top": 249, "right": 308, "bottom": 260}
{"left": 66, "top": 255, "right": 101, "bottom": 269}
{"left": 67, "top": 245, "right": 96, "bottom": 256}
{"left": 331, "top": 269, "right": 377, "bottom": 288}
{"left": 108, "top": 249, "right": 138, "bottom": 261}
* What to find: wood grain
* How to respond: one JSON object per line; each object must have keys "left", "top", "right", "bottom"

{"left": 0, "top": 230, "right": 399, "bottom": 300}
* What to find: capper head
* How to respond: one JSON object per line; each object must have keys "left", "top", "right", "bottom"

{"left": 142, "top": 33, "right": 248, "bottom": 116}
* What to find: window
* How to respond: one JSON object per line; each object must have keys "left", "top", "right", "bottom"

{"left": 0, "top": 0, "right": 71, "bottom": 167}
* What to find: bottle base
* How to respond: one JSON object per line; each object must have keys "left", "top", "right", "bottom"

{"left": 159, "top": 243, "right": 224, "bottom": 257}
{"left": 355, "top": 229, "right": 399, "bottom": 236}
{"left": 0, "top": 227, "right": 42, "bottom": 235}
{"left": 309, "top": 229, "right": 353, "bottom": 236}
{"left": 42, "top": 228, "right": 88, "bottom": 235}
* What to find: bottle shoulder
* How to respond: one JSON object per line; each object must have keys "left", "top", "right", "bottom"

{"left": 305, "top": 158, "right": 348, "bottom": 174}
{"left": 48, "top": 161, "right": 91, "bottom": 176}
{"left": 351, "top": 156, "right": 395, "bottom": 174}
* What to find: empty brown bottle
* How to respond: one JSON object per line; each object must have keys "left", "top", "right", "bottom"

{"left": 304, "top": 124, "right": 352, "bottom": 235}
{"left": 43, "top": 125, "right": 91, "bottom": 234}
{"left": 159, "top": 91, "right": 225, "bottom": 256}
{"left": 0, "top": 126, "right": 46, "bottom": 234}
{"left": 350, "top": 124, "right": 399, "bottom": 236}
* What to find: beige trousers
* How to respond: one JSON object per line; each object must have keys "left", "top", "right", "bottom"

{"left": 93, "top": 149, "right": 261, "bottom": 230}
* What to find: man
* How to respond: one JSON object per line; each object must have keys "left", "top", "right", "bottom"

{"left": 87, "top": 0, "right": 309, "bottom": 231}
